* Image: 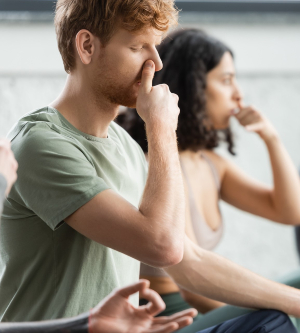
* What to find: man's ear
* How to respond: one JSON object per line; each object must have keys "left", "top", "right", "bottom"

{"left": 75, "top": 29, "right": 97, "bottom": 66}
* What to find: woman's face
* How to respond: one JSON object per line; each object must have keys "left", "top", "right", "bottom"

{"left": 205, "top": 52, "right": 243, "bottom": 130}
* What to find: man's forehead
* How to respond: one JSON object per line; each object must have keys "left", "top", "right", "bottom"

{"left": 122, "top": 27, "right": 164, "bottom": 44}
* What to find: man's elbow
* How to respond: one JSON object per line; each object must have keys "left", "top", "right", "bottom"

{"left": 278, "top": 212, "right": 300, "bottom": 226}
{"left": 163, "top": 243, "right": 184, "bottom": 267}
{"left": 285, "top": 216, "right": 300, "bottom": 226}
{"left": 149, "top": 241, "right": 184, "bottom": 268}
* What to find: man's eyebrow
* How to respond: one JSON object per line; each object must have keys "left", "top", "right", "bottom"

{"left": 132, "top": 38, "right": 163, "bottom": 46}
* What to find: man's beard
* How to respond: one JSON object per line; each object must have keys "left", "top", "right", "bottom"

{"left": 94, "top": 74, "right": 139, "bottom": 109}
{"left": 105, "top": 84, "right": 138, "bottom": 108}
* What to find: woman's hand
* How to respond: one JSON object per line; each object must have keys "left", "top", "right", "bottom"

{"left": 89, "top": 279, "right": 197, "bottom": 333}
{"left": 0, "top": 139, "right": 18, "bottom": 195}
{"left": 233, "top": 103, "right": 278, "bottom": 142}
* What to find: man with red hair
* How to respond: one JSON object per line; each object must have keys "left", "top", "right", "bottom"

{"left": 0, "top": 139, "right": 195, "bottom": 332}
{"left": 0, "top": 1, "right": 299, "bottom": 332}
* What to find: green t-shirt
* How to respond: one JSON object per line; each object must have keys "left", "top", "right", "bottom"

{"left": 0, "top": 107, "right": 148, "bottom": 322}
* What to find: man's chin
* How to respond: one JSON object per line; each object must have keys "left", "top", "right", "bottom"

{"left": 108, "top": 86, "right": 138, "bottom": 109}
{"left": 124, "top": 101, "right": 137, "bottom": 109}
{"left": 120, "top": 93, "right": 138, "bottom": 109}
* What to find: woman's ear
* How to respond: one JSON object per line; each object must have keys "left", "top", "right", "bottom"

{"left": 75, "top": 29, "right": 96, "bottom": 65}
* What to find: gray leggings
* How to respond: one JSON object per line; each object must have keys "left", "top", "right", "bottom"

{"left": 195, "top": 310, "right": 296, "bottom": 333}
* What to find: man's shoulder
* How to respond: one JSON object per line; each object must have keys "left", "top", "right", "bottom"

{"left": 8, "top": 107, "right": 81, "bottom": 161}
{"left": 8, "top": 107, "right": 63, "bottom": 142}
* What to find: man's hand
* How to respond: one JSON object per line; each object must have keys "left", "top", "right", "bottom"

{"left": 136, "top": 60, "right": 179, "bottom": 131}
{"left": 89, "top": 279, "right": 197, "bottom": 333}
{"left": 0, "top": 139, "right": 18, "bottom": 195}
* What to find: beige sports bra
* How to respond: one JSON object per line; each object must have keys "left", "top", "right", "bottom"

{"left": 140, "top": 153, "right": 224, "bottom": 277}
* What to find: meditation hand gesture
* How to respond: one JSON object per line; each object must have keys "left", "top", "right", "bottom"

{"left": 136, "top": 60, "right": 180, "bottom": 131}
{"left": 0, "top": 138, "right": 18, "bottom": 195}
{"left": 89, "top": 280, "right": 197, "bottom": 333}
{"left": 233, "top": 102, "right": 278, "bottom": 142}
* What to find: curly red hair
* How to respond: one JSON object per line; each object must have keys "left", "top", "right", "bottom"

{"left": 55, "top": 0, "right": 178, "bottom": 73}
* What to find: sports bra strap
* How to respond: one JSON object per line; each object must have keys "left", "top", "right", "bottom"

{"left": 180, "top": 159, "right": 196, "bottom": 201}
{"left": 200, "top": 153, "right": 221, "bottom": 193}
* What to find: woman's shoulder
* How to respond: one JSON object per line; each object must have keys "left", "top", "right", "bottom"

{"left": 203, "top": 150, "right": 227, "bottom": 180}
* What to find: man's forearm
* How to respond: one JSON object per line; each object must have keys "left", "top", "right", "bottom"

{"left": 165, "top": 236, "right": 300, "bottom": 317}
{"left": 139, "top": 123, "right": 185, "bottom": 260}
{"left": 0, "top": 312, "right": 89, "bottom": 333}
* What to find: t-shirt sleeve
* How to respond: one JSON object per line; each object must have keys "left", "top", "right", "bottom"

{"left": 12, "top": 125, "right": 110, "bottom": 230}
{"left": 0, "top": 174, "right": 7, "bottom": 217}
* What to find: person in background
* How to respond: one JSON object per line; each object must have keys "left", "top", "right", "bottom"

{"left": 117, "top": 28, "right": 300, "bottom": 332}
{"left": 0, "top": 138, "right": 196, "bottom": 333}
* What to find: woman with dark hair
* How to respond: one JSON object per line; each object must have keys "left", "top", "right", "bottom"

{"left": 116, "top": 28, "right": 300, "bottom": 331}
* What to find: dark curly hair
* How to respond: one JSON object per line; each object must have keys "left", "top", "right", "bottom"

{"left": 116, "top": 28, "right": 235, "bottom": 154}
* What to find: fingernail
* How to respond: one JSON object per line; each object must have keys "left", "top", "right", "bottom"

{"left": 144, "top": 61, "right": 153, "bottom": 69}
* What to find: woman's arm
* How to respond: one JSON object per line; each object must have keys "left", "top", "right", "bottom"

{"left": 220, "top": 105, "right": 300, "bottom": 225}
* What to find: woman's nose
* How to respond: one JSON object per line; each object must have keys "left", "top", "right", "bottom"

{"left": 234, "top": 85, "right": 243, "bottom": 103}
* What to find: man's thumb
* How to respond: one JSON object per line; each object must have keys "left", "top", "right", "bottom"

{"left": 140, "top": 60, "right": 155, "bottom": 93}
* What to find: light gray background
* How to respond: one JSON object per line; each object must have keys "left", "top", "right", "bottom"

{"left": 0, "top": 12, "right": 300, "bottom": 279}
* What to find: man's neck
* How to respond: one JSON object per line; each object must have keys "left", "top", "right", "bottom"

{"left": 50, "top": 74, "right": 119, "bottom": 138}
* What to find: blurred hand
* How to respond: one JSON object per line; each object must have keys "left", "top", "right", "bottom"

{"left": 0, "top": 139, "right": 18, "bottom": 196}
{"left": 136, "top": 60, "right": 180, "bottom": 131}
{"left": 89, "top": 279, "right": 197, "bottom": 333}
{"left": 233, "top": 102, "right": 278, "bottom": 142}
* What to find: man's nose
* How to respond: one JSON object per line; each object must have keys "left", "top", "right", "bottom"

{"left": 151, "top": 49, "right": 163, "bottom": 72}
{"left": 154, "top": 57, "right": 163, "bottom": 72}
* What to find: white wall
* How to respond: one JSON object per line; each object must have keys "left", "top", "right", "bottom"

{"left": 1, "top": 13, "right": 300, "bottom": 75}
{"left": 0, "top": 22, "right": 64, "bottom": 75}
{"left": 1, "top": 13, "right": 300, "bottom": 279}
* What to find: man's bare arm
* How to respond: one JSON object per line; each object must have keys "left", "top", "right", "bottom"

{"left": 165, "top": 236, "right": 300, "bottom": 316}
{"left": 65, "top": 61, "right": 185, "bottom": 268}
